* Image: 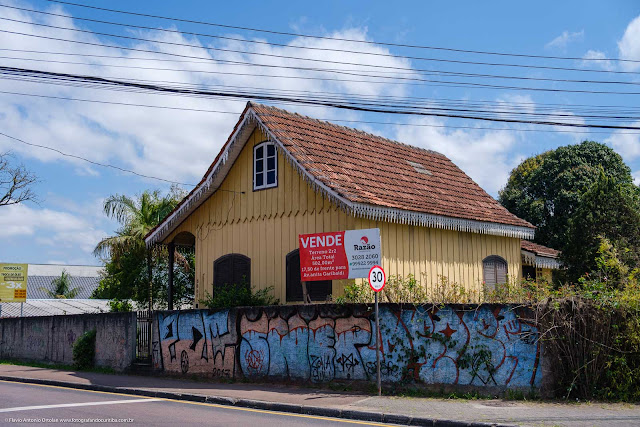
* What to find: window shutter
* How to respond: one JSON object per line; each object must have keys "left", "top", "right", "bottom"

{"left": 483, "top": 255, "right": 508, "bottom": 289}
{"left": 286, "top": 250, "right": 302, "bottom": 302}
{"left": 214, "top": 254, "right": 251, "bottom": 292}
{"left": 309, "top": 280, "right": 332, "bottom": 301}
{"left": 232, "top": 254, "right": 251, "bottom": 290}
{"left": 286, "top": 249, "right": 332, "bottom": 302}
{"left": 483, "top": 258, "right": 496, "bottom": 287}
{"left": 496, "top": 260, "right": 507, "bottom": 284}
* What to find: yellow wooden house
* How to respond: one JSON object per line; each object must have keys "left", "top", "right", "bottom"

{"left": 145, "top": 102, "right": 536, "bottom": 306}
{"left": 521, "top": 240, "right": 561, "bottom": 283}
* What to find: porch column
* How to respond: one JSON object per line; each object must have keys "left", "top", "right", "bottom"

{"left": 168, "top": 241, "right": 175, "bottom": 311}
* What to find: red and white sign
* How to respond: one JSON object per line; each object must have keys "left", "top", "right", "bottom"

{"left": 299, "top": 228, "right": 381, "bottom": 281}
{"left": 368, "top": 265, "right": 386, "bottom": 292}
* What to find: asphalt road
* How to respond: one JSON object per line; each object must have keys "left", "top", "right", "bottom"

{"left": 0, "top": 380, "right": 397, "bottom": 426}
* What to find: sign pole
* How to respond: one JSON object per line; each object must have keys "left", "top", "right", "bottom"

{"left": 368, "top": 264, "right": 386, "bottom": 398}
{"left": 20, "top": 302, "right": 23, "bottom": 317}
{"left": 375, "top": 291, "right": 381, "bottom": 396}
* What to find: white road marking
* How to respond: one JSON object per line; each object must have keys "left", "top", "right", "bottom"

{"left": 0, "top": 398, "right": 161, "bottom": 413}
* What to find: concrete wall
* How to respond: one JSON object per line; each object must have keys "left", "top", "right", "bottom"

{"left": 0, "top": 312, "right": 136, "bottom": 371}
{"left": 153, "top": 304, "right": 542, "bottom": 392}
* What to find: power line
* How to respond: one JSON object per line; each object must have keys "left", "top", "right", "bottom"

{"left": 0, "top": 72, "right": 625, "bottom": 123}
{"left": 3, "top": 28, "right": 640, "bottom": 90}
{"left": 45, "top": 0, "right": 634, "bottom": 64}
{"left": 6, "top": 72, "right": 640, "bottom": 122}
{"left": 6, "top": 48, "right": 640, "bottom": 112}
{"left": 6, "top": 29, "right": 640, "bottom": 97}
{"left": 0, "top": 131, "right": 196, "bottom": 186}
{"left": 5, "top": 64, "right": 640, "bottom": 122}
{"left": 5, "top": 15, "right": 640, "bottom": 87}
{"left": 1, "top": 3, "right": 636, "bottom": 80}
{"left": 5, "top": 89, "right": 639, "bottom": 134}
{"left": 3, "top": 24, "right": 640, "bottom": 90}
{"left": 4, "top": 65, "right": 640, "bottom": 129}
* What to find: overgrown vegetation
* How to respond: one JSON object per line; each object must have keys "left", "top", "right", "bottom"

{"left": 199, "top": 281, "right": 279, "bottom": 309}
{"left": 491, "top": 140, "right": 640, "bottom": 401}
{"left": 336, "top": 273, "right": 535, "bottom": 305}
{"left": 72, "top": 329, "right": 97, "bottom": 370}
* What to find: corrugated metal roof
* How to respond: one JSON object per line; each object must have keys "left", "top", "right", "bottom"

{"left": 0, "top": 299, "right": 110, "bottom": 318}
{"left": 27, "top": 264, "right": 102, "bottom": 277}
{"left": 27, "top": 275, "right": 100, "bottom": 299}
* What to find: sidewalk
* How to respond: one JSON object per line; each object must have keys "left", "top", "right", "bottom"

{"left": 0, "top": 364, "right": 638, "bottom": 426}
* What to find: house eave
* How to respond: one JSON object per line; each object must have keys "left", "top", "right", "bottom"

{"left": 522, "top": 249, "right": 562, "bottom": 269}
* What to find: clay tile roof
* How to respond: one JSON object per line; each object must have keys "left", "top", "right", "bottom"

{"left": 145, "top": 102, "right": 534, "bottom": 245}
{"left": 250, "top": 103, "right": 533, "bottom": 229}
{"left": 520, "top": 240, "right": 560, "bottom": 258}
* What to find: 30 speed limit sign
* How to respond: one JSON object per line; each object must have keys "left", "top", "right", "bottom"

{"left": 368, "top": 265, "right": 386, "bottom": 292}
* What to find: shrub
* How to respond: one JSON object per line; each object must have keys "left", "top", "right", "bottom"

{"left": 72, "top": 329, "right": 97, "bottom": 370}
{"left": 199, "top": 282, "right": 278, "bottom": 309}
{"left": 108, "top": 299, "right": 134, "bottom": 312}
{"left": 336, "top": 274, "right": 533, "bottom": 305}
{"left": 530, "top": 275, "right": 640, "bottom": 401}
{"left": 336, "top": 280, "right": 374, "bottom": 304}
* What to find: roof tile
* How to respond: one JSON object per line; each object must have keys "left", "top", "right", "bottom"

{"left": 252, "top": 103, "right": 533, "bottom": 229}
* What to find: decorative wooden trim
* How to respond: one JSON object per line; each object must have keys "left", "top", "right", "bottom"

{"left": 521, "top": 250, "right": 562, "bottom": 269}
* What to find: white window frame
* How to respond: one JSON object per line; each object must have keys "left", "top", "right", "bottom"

{"left": 253, "top": 141, "right": 278, "bottom": 190}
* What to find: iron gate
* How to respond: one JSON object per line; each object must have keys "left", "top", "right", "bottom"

{"left": 136, "top": 310, "right": 153, "bottom": 363}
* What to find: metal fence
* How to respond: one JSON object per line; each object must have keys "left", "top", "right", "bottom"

{"left": 136, "top": 310, "right": 153, "bottom": 363}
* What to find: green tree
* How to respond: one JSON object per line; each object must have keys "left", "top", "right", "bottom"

{"left": 499, "top": 141, "right": 634, "bottom": 250}
{"left": 41, "top": 270, "right": 80, "bottom": 299}
{"left": 563, "top": 171, "right": 640, "bottom": 284}
{"left": 93, "top": 189, "right": 183, "bottom": 309}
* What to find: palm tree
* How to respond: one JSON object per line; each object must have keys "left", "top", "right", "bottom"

{"left": 94, "top": 190, "right": 178, "bottom": 309}
{"left": 41, "top": 270, "right": 80, "bottom": 299}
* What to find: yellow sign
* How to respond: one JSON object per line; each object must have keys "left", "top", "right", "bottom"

{"left": 0, "top": 263, "right": 28, "bottom": 302}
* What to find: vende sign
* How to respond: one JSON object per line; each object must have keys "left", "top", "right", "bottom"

{"left": 299, "top": 228, "right": 381, "bottom": 281}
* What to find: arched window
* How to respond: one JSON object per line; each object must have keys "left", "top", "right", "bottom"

{"left": 286, "top": 249, "right": 332, "bottom": 302}
{"left": 213, "top": 254, "right": 251, "bottom": 291}
{"left": 253, "top": 142, "right": 277, "bottom": 190}
{"left": 483, "top": 255, "right": 508, "bottom": 289}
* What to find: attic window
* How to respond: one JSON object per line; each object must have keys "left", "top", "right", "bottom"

{"left": 254, "top": 142, "right": 277, "bottom": 190}
{"left": 407, "top": 160, "right": 432, "bottom": 175}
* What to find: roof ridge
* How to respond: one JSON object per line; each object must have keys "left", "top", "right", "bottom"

{"left": 250, "top": 102, "right": 446, "bottom": 158}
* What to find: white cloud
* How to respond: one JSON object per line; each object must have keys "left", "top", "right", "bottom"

{"left": 0, "top": 203, "right": 108, "bottom": 254}
{"left": 0, "top": 3, "right": 414, "bottom": 185}
{"left": 606, "top": 122, "right": 640, "bottom": 161}
{"left": 618, "top": 15, "right": 640, "bottom": 71}
{"left": 581, "top": 49, "right": 615, "bottom": 71}
{"left": 633, "top": 171, "right": 640, "bottom": 186}
{"left": 546, "top": 30, "right": 584, "bottom": 51}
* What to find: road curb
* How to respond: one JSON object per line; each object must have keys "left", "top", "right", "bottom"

{"left": 0, "top": 375, "right": 517, "bottom": 427}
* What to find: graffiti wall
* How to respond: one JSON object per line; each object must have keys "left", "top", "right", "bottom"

{"left": 153, "top": 304, "right": 542, "bottom": 389}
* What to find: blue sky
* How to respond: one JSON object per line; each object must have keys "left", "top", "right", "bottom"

{"left": 1, "top": 0, "right": 640, "bottom": 266}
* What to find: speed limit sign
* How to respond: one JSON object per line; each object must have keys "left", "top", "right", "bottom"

{"left": 368, "top": 265, "right": 386, "bottom": 292}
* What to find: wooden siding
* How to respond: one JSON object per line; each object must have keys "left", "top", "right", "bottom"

{"left": 163, "top": 128, "right": 522, "bottom": 305}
